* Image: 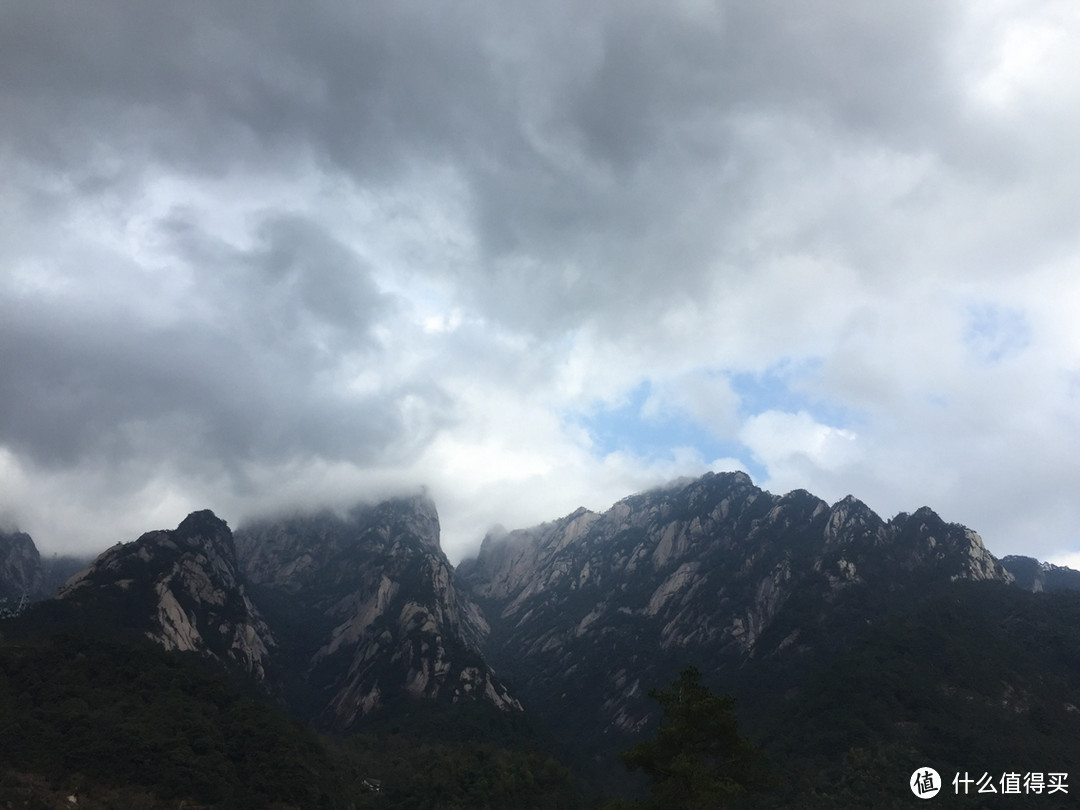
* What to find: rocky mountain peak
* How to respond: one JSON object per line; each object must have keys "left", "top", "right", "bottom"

{"left": 461, "top": 506, "right": 602, "bottom": 604}
{"left": 234, "top": 497, "right": 520, "bottom": 729}
{"left": 459, "top": 471, "right": 1018, "bottom": 753}
{"left": 369, "top": 492, "right": 442, "bottom": 551}
{"left": 174, "top": 509, "right": 236, "bottom": 551}
{"left": 57, "top": 511, "right": 275, "bottom": 681}
{"left": 885, "top": 506, "right": 1012, "bottom": 583}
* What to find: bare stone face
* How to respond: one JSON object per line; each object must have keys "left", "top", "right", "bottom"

{"left": 458, "top": 471, "right": 1016, "bottom": 747}
{"left": 232, "top": 495, "right": 520, "bottom": 728}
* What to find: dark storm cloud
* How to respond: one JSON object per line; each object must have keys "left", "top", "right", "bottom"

{"left": 418, "top": 0, "right": 968, "bottom": 332}
{"left": 164, "top": 211, "right": 390, "bottom": 347}
{"left": 256, "top": 216, "right": 369, "bottom": 319}
{"left": 0, "top": 0, "right": 970, "bottom": 332}
{"left": 2, "top": 0, "right": 1079, "bottom": 563}
{"left": 0, "top": 207, "right": 442, "bottom": 472}
{"left": 0, "top": 1, "right": 507, "bottom": 178}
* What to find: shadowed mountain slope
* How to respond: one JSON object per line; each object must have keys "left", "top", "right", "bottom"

{"left": 52, "top": 510, "right": 275, "bottom": 681}
{"left": 458, "top": 471, "right": 1029, "bottom": 793}
{"left": 233, "top": 494, "right": 519, "bottom": 729}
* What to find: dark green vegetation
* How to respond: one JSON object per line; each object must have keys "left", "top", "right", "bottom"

{"left": 561, "top": 585, "right": 1080, "bottom": 808}
{"left": 5, "top": 582, "right": 1080, "bottom": 807}
{"left": 597, "top": 579, "right": 1080, "bottom": 809}
{"left": 604, "top": 667, "right": 764, "bottom": 810}
{"left": 344, "top": 702, "right": 582, "bottom": 809}
{"left": 0, "top": 632, "right": 337, "bottom": 809}
{"left": 746, "top": 583, "right": 1080, "bottom": 808}
{"left": 0, "top": 626, "right": 584, "bottom": 809}
{"left": 599, "top": 585, "right": 1080, "bottom": 809}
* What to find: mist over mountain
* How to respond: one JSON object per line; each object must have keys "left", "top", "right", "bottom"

{"left": 0, "top": 527, "right": 42, "bottom": 609}
{"left": 0, "top": 528, "right": 90, "bottom": 615}
{"left": 233, "top": 494, "right": 519, "bottom": 729}
{"left": 4, "top": 472, "right": 1080, "bottom": 807}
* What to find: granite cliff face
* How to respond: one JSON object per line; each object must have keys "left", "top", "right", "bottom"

{"left": 458, "top": 471, "right": 1013, "bottom": 747}
{"left": 1001, "top": 554, "right": 1080, "bottom": 592}
{"left": 233, "top": 494, "right": 519, "bottom": 730}
{"left": 8, "top": 474, "right": 1080, "bottom": 805}
{"left": 56, "top": 510, "right": 275, "bottom": 680}
{"left": 18, "top": 497, "right": 518, "bottom": 730}
{"left": 0, "top": 528, "right": 44, "bottom": 613}
{"left": 8, "top": 472, "right": 1049, "bottom": 765}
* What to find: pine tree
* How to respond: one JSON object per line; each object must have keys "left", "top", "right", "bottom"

{"left": 610, "top": 666, "right": 763, "bottom": 809}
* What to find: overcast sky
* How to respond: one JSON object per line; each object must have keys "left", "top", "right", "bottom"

{"left": 2, "top": 0, "right": 1079, "bottom": 565}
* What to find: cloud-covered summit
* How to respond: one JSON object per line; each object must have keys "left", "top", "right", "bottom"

{"left": 2, "top": 0, "right": 1078, "bottom": 563}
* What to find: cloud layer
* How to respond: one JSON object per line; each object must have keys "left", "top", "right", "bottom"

{"left": 2, "top": 0, "right": 1078, "bottom": 563}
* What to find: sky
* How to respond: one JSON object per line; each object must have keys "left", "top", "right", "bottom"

{"left": 1, "top": 1, "right": 1079, "bottom": 566}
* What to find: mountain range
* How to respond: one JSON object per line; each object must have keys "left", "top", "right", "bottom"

{"left": 3, "top": 471, "right": 1080, "bottom": 808}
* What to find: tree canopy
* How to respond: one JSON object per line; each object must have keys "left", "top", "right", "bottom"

{"left": 609, "top": 666, "right": 763, "bottom": 809}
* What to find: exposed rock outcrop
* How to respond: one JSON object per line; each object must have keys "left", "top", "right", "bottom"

{"left": 0, "top": 528, "right": 43, "bottom": 613}
{"left": 1001, "top": 554, "right": 1080, "bottom": 592}
{"left": 458, "top": 471, "right": 1015, "bottom": 746}
{"left": 56, "top": 510, "right": 275, "bottom": 681}
{"left": 234, "top": 494, "right": 519, "bottom": 730}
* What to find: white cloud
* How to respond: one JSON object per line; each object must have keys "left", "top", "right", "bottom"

{"left": 739, "top": 411, "right": 861, "bottom": 495}
{"left": 640, "top": 371, "right": 741, "bottom": 440}
{"left": 961, "top": 0, "right": 1080, "bottom": 112}
{"left": 1, "top": 0, "right": 1079, "bottom": 567}
{"left": 1048, "top": 551, "right": 1080, "bottom": 571}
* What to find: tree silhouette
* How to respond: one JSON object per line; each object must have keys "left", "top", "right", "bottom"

{"left": 609, "top": 666, "right": 763, "bottom": 809}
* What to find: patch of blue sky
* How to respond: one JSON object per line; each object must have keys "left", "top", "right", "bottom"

{"left": 575, "top": 358, "right": 859, "bottom": 483}
{"left": 729, "top": 358, "right": 856, "bottom": 427}
{"left": 575, "top": 381, "right": 766, "bottom": 480}
{"left": 964, "top": 303, "right": 1031, "bottom": 363}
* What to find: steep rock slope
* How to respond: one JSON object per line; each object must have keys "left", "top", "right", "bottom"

{"left": 234, "top": 494, "right": 519, "bottom": 730}
{"left": 1001, "top": 554, "right": 1080, "bottom": 592}
{"left": 0, "top": 528, "right": 44, "bottom": 612}
{"left": 56, "top": 510, "right": 275, "bottom": 680}
{"left": 1, "top": 528, "right": 113, "bottom": 615}
{"left": 458, "top": 472, "right": 1013, "bottom": 747}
